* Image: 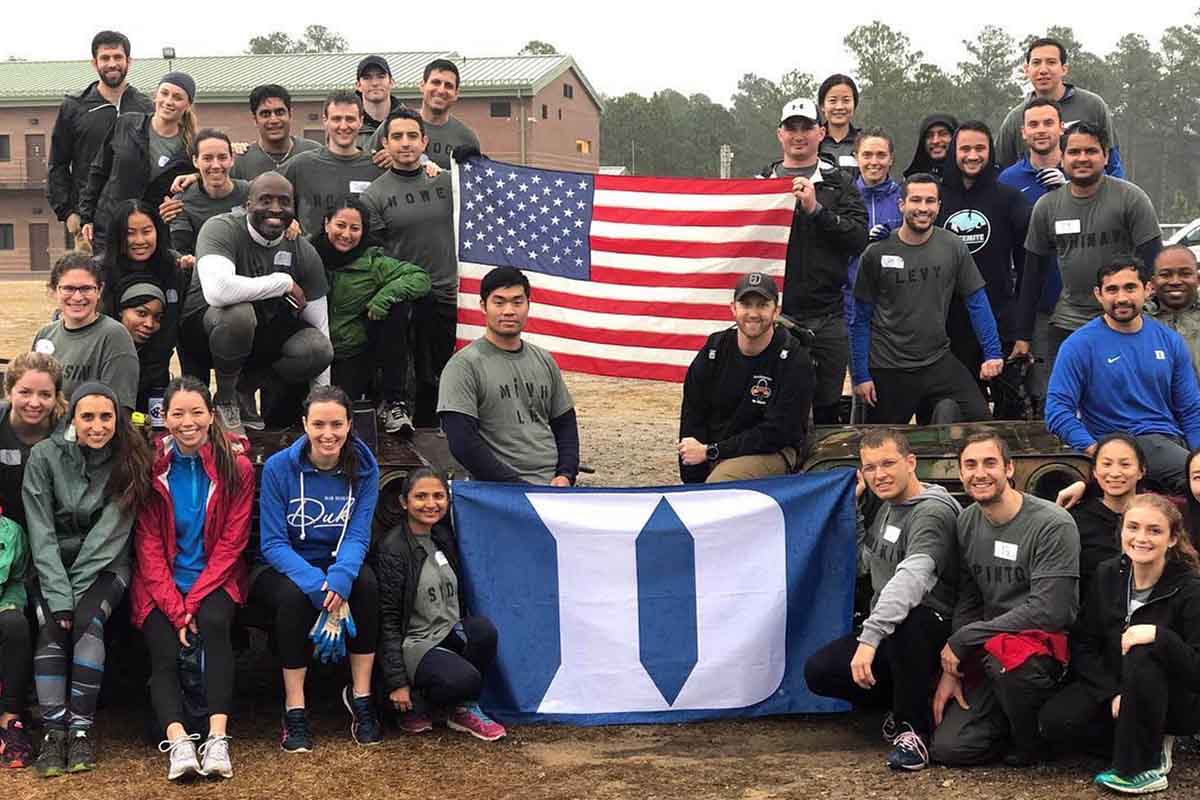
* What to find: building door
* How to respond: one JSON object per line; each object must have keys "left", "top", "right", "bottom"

{"left": 25, "top": 134, "right": 46, "bottom": 183}
{"left": 28, "top": 223, "right": 49, "bottom": 271}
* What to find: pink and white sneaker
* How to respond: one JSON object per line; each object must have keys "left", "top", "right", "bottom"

{"left": 396, "top": 711, "right": 433, "bottom": 735}
{"left": 447, "top": 704, "right": 506, "bottom": 741}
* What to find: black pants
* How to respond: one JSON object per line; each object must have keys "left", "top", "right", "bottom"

{"left": 1040, "top": 643, "right": 1200, "bottom": 775}
{"left": 331, "top": 301, "right": 411, "bottom": 405}
{"left": 411, "top": 298, "right": 458, "bottom": 428}
{"left": 32, "top": 572, "right": 126, "bottom": 730}
{"left": 796, "top": 312, "right": 848, "bottom": 425}
{"left": 869, "top": 351, "right": 991, "bottom": 425}
{"left": 142, "top": 590, "right": 236, "bottom": 731}
{"left": 0, "top": 607, "right": 31, "bottom": 715}
{"left": 804, "top": 606, "right": 949, "bottom": 739}
{"left": 251, "top": 565, "right": 379, "bottom": 670}
{"left": 412, "top": 616, "right": 498, "bottom": 708}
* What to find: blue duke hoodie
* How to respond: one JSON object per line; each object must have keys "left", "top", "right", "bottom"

{"left": 258, "top": 435, "right": 379, "bottom": 606}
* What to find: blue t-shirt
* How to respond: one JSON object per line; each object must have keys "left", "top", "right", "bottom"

{"left": 168, "top": 448, "right": 210, "bottom": 593}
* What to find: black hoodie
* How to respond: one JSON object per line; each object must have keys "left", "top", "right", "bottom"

{"left": 903, "top": 113, "right": 958, "bottom": 178}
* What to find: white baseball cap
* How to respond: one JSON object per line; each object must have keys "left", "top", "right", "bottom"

{"left": 780, "top": 98, "right": 821, "bottom": 125}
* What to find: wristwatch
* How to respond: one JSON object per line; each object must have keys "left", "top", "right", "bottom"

{"left": 705, "top": 443, "right": 720, "bottom": 462}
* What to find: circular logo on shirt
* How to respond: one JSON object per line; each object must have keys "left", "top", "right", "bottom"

{"left": 945, "top": 209, "right": 991, "bottom": 253}
{"left": 34, "top": 338, "right": 55, "bottom": 355}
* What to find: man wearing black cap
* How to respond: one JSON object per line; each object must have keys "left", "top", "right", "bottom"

{"left": 355, "top": 55, "right": 404, "bottom": 151}
{"left": 678, "top": 271, "right": 814, "bottom": 483}
{"left": 758, "top": 98, "right": 868, "bottom": 426}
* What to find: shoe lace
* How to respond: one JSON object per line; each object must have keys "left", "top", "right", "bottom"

{"left": 892, "top": 730, "right": 929, "bottom": 763}
{"left": 462, "top": 703, "right": 495, "bottom": 724}
{"left": 158, "top": 733, "right": 201, "bottom": 754}
{"left": 198, "top": 734, "right": 231, "bottom": 761}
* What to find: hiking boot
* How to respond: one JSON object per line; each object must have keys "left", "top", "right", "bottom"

{"left": 33, "top": 730, "right": 67, "bottom": 778}
{"left": 447, "top": 703, "right": 506, "bottom": 741}
{"left": 383, "top": 401, "right": 414, "bottom": 436}
{"left": 65, "top": 728, "right": 95, "bottom": 773}
{"left": 396, "top": 710, "right": 433, "bottom": 735}
{"left": 158, "top": 734, "right": 202, "bottom": 781}
{"left": 1094, "top": 767, "right": 1169, "bottom": 795}
{"left": 238, "top": 390, "right": 265, "bottom": 431}
{"left": 0, "top": 720, "right": 33, "bottom": 768}
{"left": 280, "top": 708, "right": 313, "bottom": 753}
{"left": 342, "top": 685, "right": 382, "bottom": 746}
{"left": 885, "top": 726, "right": 930, "bottom": 771}
{"left": 198, "top": 734, "right": 233, "bottom": 779}
{"left": 216, "top": 404, "right": 245, "bottom": 436}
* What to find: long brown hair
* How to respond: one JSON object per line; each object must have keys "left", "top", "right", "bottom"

{"left": 301, "top": 385, "right": 358, "bottom": 477}
{"left": 79, "top": 394, "right": 153, "bottom": 510}
{"left": 4, "top": 351, "right": 67, "bottom": 425}
{"left": 1126, "top": 494, "right": 1200, "bottom": 574}
{"left": 162, "top": 376, "right": 242, "bottom": 494}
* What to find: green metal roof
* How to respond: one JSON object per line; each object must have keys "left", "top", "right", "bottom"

{"left": 0, "top": 51, "right": 602, "bottom": 109}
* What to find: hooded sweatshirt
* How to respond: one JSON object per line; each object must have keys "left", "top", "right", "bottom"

{"left": 21, "top": 382, "right": 134, "bottom": 614}
{"left": 903, "top": 114, "right": 958, "bottom": 178}
{"left": 846, "top": 176, "right": 903, "bottom": 321}
{"left": 0, "top": 513, "right": 29, "bottom": 614}
{"left": 858, "top": 483, "right": 961, "bottom": 648}
{"left": 257, "top": 433, "right": 379, "bottom": 607}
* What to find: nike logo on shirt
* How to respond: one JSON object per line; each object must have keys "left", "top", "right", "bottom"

{"left": 1107, "top": 356, "right": 1121, "bottom": 364}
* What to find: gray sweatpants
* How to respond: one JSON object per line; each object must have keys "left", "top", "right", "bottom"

{"left": 203, "top": 302, "right": 333, "bottom": 404}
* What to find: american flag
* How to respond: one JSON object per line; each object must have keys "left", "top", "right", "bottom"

{"left": 452, "top": 156, "right": 796, "bottom": 382}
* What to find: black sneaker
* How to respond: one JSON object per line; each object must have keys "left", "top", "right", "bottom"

{"left": 238, "top": 390, "right": 265, "bottom": 432}
{"left": 65, "top": 728, "right": 95, "bottom": 773}
{"left": 34, "top": 730, "right": 67, "bottom": 778}
{"left": 886, "top": 725, "right": 930, "bottom": 771}
{"left": 342, "top": 685, "right": 383, "bottom": 746}
{"left": 280, "top": 709, "right": 313, "bottom": 753}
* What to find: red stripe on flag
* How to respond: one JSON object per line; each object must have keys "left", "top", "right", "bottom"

{"left": 591, "top": 206, "right": 794, "bottom": 227}
{"left": 589, "top": 236, "right": 786, "bottom": 260}
{"left": 456, "top": 339, "right": 686, "bottom": 382}
{"left": 458, "top": 277, "right": 728, "bottom": 320}
{"left": 594, "top": 175, "right": 793, "bottom": 195}
{"left": 589, "top": 265, "right": 783, "bottom": 290}
{"left": 458, "top": 308, "right": 711, "bottom": 350}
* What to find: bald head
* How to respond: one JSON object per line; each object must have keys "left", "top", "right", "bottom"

{"left": 1152, "top": 245, "right": 1200, "bottom": 311}
{"left": 246, "top": 171, "right": 295, "bottom": 239}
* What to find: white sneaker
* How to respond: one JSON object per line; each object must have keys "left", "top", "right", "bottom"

{"left": 1161, "top": 734, "right": 1176, "bottom": 775}
{"left": 383, "top": 402, "right": 414, "bottom": 435}
{"left": 159, "top": 734, "right": 202, "bottom": 781}
{"left": 216, "top": 404, "right": 245, "bottom": 436}
{"left": 199, "top": 734, "right": 233, "bottom": 779}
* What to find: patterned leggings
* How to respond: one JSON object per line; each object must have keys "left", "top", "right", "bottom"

{"left": 32, "top": 572, "right": 126, "bottom": 730}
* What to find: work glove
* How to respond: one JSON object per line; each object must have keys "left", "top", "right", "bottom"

{"left": 868, "top": 224, "right": 891, "bottom": 242}
{"left": 308, "top": 605, "right": 357, "bottom": 664}
{"left": 1036, "top": 167, "right": 1067, "bottom": 191}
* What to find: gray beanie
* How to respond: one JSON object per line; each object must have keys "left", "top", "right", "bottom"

{"left": 159, "top": 71, "right": 196, "bottom": 103}
{"left": 67, "top": 381, "right": 120, "bottom": 420}
{"left": 118, "top": 281, "right": 167, "bottom": 310}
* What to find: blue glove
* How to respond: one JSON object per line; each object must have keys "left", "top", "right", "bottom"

{"left": 868, "top": 223, "right": 890, "bottom": 242}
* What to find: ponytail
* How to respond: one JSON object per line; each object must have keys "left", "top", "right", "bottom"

{"left": 179, "top": 107, "right": 198, "bottom": 158}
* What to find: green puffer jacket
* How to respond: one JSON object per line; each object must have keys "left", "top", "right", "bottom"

{"left": 328, "top": 246, "right": 432, "bottom": 360}
{"left": 21, "top": 428, "right": 133, "bottom": 614}
{"left": 0, "top": 514, "right": 28, "bottom": 613}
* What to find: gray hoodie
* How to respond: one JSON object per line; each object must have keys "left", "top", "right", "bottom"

{"left": 858, "top": 483, "right": 961, "bottom": 648}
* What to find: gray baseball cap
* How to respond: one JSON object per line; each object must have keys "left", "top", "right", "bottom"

{"left": 734, "top": 272, "right": 779, "bottom": 302}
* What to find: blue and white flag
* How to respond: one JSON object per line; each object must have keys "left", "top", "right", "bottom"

{"left": 452, "top": 471, "right": 857, "bottom": 725}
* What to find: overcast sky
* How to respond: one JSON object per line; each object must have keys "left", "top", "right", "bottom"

{"left": 7, "top": 1, "right": 1197, "bottom": 103}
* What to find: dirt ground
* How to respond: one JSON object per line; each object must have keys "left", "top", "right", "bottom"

{"left": 3, "top": 280, "right": 1196, "bottom": 799}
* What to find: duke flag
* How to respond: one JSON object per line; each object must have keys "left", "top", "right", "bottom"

{"left": 452, "top": 470, "right": 857, "bottom": 725}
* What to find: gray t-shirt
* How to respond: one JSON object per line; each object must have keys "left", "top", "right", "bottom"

{"left": 369, "top": 115, "right": 481, "bottom": 170}
{"left": 148, "top": 128, "right": 183, "bottom": 181}
{"left": 1025, "top": 176, "right": 1160, "bottom": 331}
{"left": 169, "top": 179, "right": 250, "bottom": 253}
{"left": 1128, "top": 575, "right": 1152, "bottom": 616}
{"left": 401, "top": 537, "right": 461, "bottom": 680}
{"left": 229, "top": 137, "right": 322, "bottom": 181}
{"left": 183, "top": 212, "right": 328, "bottom": 320}
{"left": 360, "top": 169, "right": 457, "bottom": 303}
{"left": 279, "top": 147, "right": 383, "bottom": 237}
{"left": 854, "top": 227, "right": 986, "bottom": 370}
{"left": 32, "top": 315, "right": 139, "bottom": 410}
{"left": 438, "top": 337, "right": 575, "bottom": 484}
{"left": 997, "top": 85, "right": 1120, "bottom": 168}
{"left": 864, "top": 492, "right": 959, "bottom": 619}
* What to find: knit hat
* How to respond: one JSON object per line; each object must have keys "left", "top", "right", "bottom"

{"left": 117, "top": 280, "right": 166, "bottom": 310}
{"left": 159, "top": 71, "right": 196, "bottom": 103}
{"left": 67, "top": 381, "right": 120, "bottom": 420}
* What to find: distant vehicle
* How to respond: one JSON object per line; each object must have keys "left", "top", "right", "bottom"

{"left": 1167, "top": 217, "right": 1200, "bottom": 259}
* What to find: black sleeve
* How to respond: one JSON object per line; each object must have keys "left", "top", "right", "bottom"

{"left": 715, "top": 347, "right": 813, "bottom": 460}
{"left": 374, "top": 544, "right": 411, "bottom": 692}
{"left": 1068, "top": 569, "right": 1120, "bottom": 702}
{"left": 1136, "top": 237, "right": 1163, "bottom": 279}
{"left": 78, "top": 120, "right": 116, "bottom": 224}
{"left": 679, "top": 345, "right": 714, "bottom": 483}
{"left": 549, "top": 408, "right": 580, "bottom": 483}
{"left": 814, "top": 179, "right": 869, "bottom": 258}
{"left": 439, "top": 410, "right": 528, "bottom": 484}
{"left": 47, "top": 102, "right": 77, "bottom": 221}
{"left": 1014, "top": 250, "right": 1051, "bottom": 341}
{"left": 171, "top": 224, "right": 197, "bottom": 256}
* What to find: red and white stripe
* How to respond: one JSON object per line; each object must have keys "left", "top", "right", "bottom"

{"left": 454, "top": 167, "right": 795, "bottom": 383}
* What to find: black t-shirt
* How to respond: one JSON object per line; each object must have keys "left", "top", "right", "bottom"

{"left": 0, "top": 407, "right": 34, "bottom": 529}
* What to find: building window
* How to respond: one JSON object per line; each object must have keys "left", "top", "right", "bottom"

{"left": 563, "top": 84, "right": 574, "bottom": 99}
{"left": 0, "top": 225, "right": 13, "bottom": 250}
{"left": 541, "top": 104, "right": 548, "bottom": 120}
{"left": 575, "top": 139, "right": 592, "bottom": 154}
{"left": 490, "top": 101, "right": 512, "bottom": 118}
{"left": 0, "top": 136, "right": 10, "bottom": 161}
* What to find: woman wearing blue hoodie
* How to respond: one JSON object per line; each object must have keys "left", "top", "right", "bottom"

{"left": 252, "top": 385, "right": 381, "bottom": 752}
{"left": 846, "top": 128, "right": 903, "bottom": 323}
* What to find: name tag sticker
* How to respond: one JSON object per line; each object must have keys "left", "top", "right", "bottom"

{"left": 434, "top": 551, "right": 449, "bottom": 567}
{"left": 995, "top": 541, "right": 1019, "bottom": 561}
{"left": 34, "top": 339, "right": 55, "bottom": 355}
{"left": 273, "top": 251, "right": 292, "bottom": 267}
{"left": 157, "top": 154, "right": 170, "bottom": 168}
{"left": 349, "top": 180, "right": 371, "bottom": 193}
{"left": 0, "top": 449, "right": 20, "bottom": 466}
{"left": 883, "top": 524, "right": 902, "bottom": 543}
{"left": 881, "top": 255, "right": 905, "bottom": 270}
{"left": 166, "top": 289, "right": 178, "bottom": 303}
{"left": 1055, "top": 219, "right": 1082, "bottom": 235}
{"left": 839, "top": 155, "right": 858, "bottom": 167}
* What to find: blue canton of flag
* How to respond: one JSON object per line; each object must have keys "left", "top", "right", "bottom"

{"left": 457, "top": 157, "right": 595, "bottom": 280}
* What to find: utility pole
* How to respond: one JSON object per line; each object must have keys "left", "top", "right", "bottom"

{"left": 719, "top": 144, "right": 734, "bottom": 179}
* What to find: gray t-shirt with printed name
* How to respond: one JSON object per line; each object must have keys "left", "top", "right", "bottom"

{"left": 1025, "top": 176, "right": 1160, "bottom": 331}
{"left": 438, "top": 337, "right": 575, "bottom": 484}
{"left": 360, "top": 169, "right": 457, "bottom": 303}
{"left": 854, "top": 227, "right": 986, "bottom": 370}
{"left": 32, "top": 316, "right": 139, "bottom": 411}
{"left": 279, "top": 147, "right": 383, "bottom": 237}
{"left": 230, "top": 137, "right": 322, "bottom": 181}
{"left": 169, "top": 179, "right": 250, "bottom": 253}
{"left": 864, "top": 492, "right": 959, "bottom": 619}
{"left": 402, "top": 537, "right": 461, "bottom": 680}
{"left": 370, "top": 115, "right": 481, "bottom": 170}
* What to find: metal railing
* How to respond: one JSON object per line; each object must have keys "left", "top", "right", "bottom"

{"left": 0, "top": 159, "right": 48, "bottom": 188}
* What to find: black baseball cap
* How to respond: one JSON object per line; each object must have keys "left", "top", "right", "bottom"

{"left": 357, "top": 55, "right": 391, "bottom": 79}
{"left": 734, "top": 272, "right": 779, "bottom": 302}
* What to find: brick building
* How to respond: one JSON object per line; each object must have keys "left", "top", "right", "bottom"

{"left": 0, "top": 50, "right": 601, "bottom": 273}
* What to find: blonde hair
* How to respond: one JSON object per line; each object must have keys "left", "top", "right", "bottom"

{"left": 179, "top": 107, "right": 198, "bottom": 158}
{"left": 1126, "top": 494, "right": 1200, "bottom": 573}
{"left": 3, "top": 351, "right": 67, "bottom": 423}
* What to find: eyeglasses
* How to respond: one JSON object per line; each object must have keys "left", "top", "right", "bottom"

{"left": 57, "top": 285, "right": 99, "bottom": 297}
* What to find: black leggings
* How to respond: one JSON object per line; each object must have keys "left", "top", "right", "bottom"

{"left": 411, "top": 298, "right": 458, "bottom": 428}
{"left": 412, "top": 616, "right": 498, "bottom": 708}
{"left": 0, "top": 608, "right": 31, "bottom": 715}
{"left": 142, "top": 590, "right": 236, "bottom": 731}
{"left": 331, "top": 301, "right": 412, "bottom": 405}
{"left": 32, "top": 572, "right": 126, "bottom": 730}
{"left": 251, "top": 565, "right": 379, "bottom": 670}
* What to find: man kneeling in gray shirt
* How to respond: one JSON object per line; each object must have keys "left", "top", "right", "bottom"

{"left": 805, "top": 428, "right": 961, "bottom": 772}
